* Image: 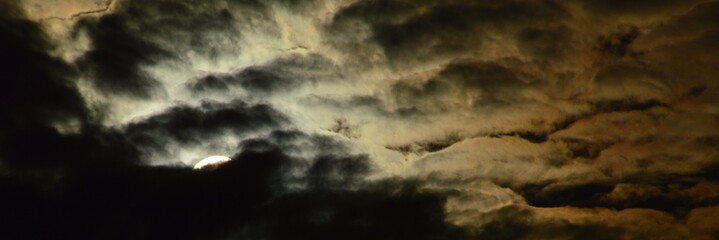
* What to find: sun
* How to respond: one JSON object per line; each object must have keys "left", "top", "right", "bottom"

{"left": 193, "top": 156, "right": 232, "bottom": 170}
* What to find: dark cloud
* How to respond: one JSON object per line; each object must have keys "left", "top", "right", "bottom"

{"left": 74, "top": 0, "right": 268, "bottom": 98}
{"left": 331, "top": 0, "right": 569, "bottom": 64}
{"left": 387, "top": 132, "right": 463, "bottom": 156}
{"left": 649, "top": 31, "right": 719, "bottom": 89}
{"left": 599, "top": 182, "right": 719, "bottom": 212}
{"left": 124, "top": 100, "right": 287, "bottom": 156}
{"left": 591, "top": 98, "right": 667, "bottom": 113}
{"left": 577, "top": 0, "right": 708, "bottom": 18}
{"left": 255, "top": 181, "right": 467, "bottom": 239}
{"left": 500, "top": 114, "right": 718, "bottom": 213}
{"left": 510, "top": 98, "right": 718, "bottom": 214}
{"left": 512, "top": 182, "right": 616, "bottom": 208}
{"left": 642, "top": 1, "right": 719, "bottom": 40}
{"left": 468, "top": 96, "right": 670, "bottom": 145}
{"left": 595, "top": 25, "right": 641, "bottom": 59}
{"left": 327, "top": 2, "right": 719, "bottom": 234}
{"left": 0, "top": 5, "right": 472, "bottom": 237}
{"left": 391, "top": 59, "right": 538, "bottom": 112}
{"left": 0, "top": 129, "right": 470, "bottom": 239}
{"left": 301, "top": 94, "right": 424, "bottom": 119}
{"left": 506, "top": 176, "right": 719, "bottom": 216}
{"left": 0, "top": 1, "right": 137, "bottom": 170}
{"left": 5, "top": 0, "right": 719, "bottom": 238}
{"left": 187, "top": 53, "right": 338, "bottom": 95}
{"left": 471, "top": 205, "right": 625, "bottom": 240}
{"left": 517, "top": 24, "right": 576, "bottom": 62}
{"left": 74, "top": 14, "right": 170, "bottom": 98}
{"left": 0, "top": 2, "right": 88, "bottom": 132}
{"left": 560, "top": 138, "right": 612, "bottom": 159}
{"left": 326, "top": 118, "right": 361, "bottom": 139}
{"left": 0, "top": 126, "right": 140, "bottom": 170}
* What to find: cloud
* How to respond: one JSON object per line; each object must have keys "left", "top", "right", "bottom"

{"left": 0, "top": 1, "right": 88, "bottom": 131}
{"left": 0, "top": 1, "right": 124, "bottom": 170}
{"left": 72, "top": 0, "right": 272, "bottom": 98}
{"left": 74, "top": 13, "right": 171, "bottom": 98}
{"left": 187, "top": 53, "right": 339, "bottom": 95}
{"left": 330, "top": 0, "right": 570, "bottom": 66}
{"left": 391, "top": 58, "right": 540, "bottom": 110}
{"left": 0, "top": 129, "right": 469, "bottom": 239}
{"left": 470, "top": 205, "right": 627, "bottom": 240}
{"left": 3, "top": 0, "right": 719, "bottom": 238}
{"left": 123, "top": 100, "right": 289, "bottom": 163}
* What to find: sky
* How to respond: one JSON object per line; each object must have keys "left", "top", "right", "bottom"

{"left": 1, "top": 0, "right": 718, "bottom": 239}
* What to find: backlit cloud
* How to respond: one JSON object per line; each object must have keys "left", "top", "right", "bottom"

{"left": 2, "top": 0, "right": 718, "bottom": 238}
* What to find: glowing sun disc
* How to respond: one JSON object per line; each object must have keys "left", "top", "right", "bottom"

{"left": 193, "top": 156, "right": 232, "bottom": 170}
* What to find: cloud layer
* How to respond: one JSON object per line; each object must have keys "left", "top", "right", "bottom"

{"left": 2, "top": 0, "right": 719, "bottom": 239}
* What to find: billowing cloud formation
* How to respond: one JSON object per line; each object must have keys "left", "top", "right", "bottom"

{"left": 2, "top": 0, "right": 719, "bottom": 239}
